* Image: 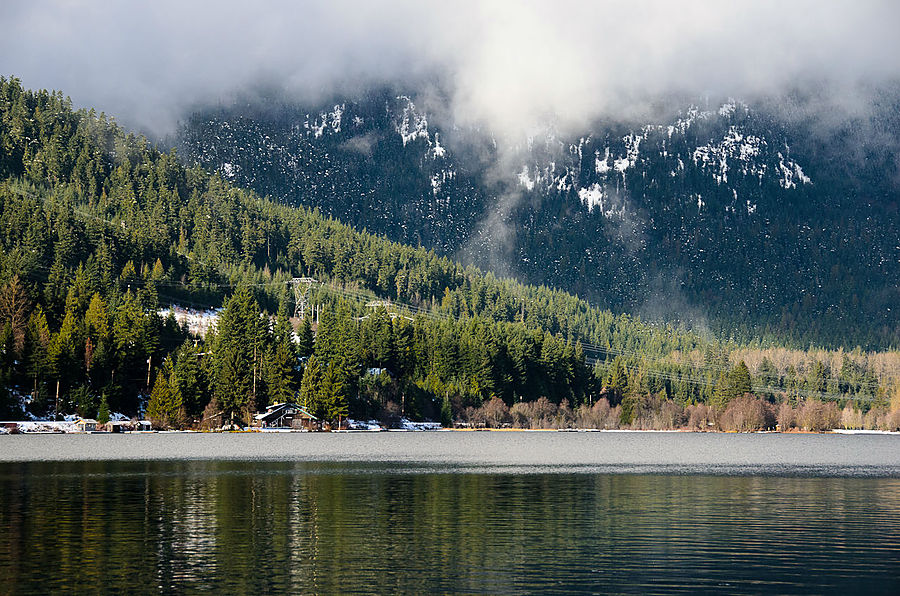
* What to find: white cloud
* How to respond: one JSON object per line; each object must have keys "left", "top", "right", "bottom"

{"left": 1, "top": 1, "right": 897, "bottom": 135}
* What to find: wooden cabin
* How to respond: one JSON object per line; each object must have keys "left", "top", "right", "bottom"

{"left": 255, "top": 403, "right": 318, "bottom": 430}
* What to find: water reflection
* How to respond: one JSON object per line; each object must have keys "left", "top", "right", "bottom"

{"left": 1, "top": 462, "right": 899, "bottom": 593}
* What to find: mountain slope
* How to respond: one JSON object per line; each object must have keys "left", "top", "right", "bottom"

{"left": 176, "top": 91, "right": 900, "bottom": 348}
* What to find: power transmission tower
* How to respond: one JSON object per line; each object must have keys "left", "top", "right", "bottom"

{"left": 289, "top": 277, "right": 317, "bottom": 320}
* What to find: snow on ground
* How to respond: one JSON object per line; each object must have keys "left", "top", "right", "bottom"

{"left": 346, "top": 419, "right": 385, "bottom": 431}
{"left": 158, "top": 306, "right": 220, "bottom": 337}
{"left": 832, "top": 429, "right": 900, "bottom": 435}
{"left": 398, "top": 419, "right": 444, "bottom": 431}
{"left": 12, "top": 421, "right": 80, "bottom": 433}
{"left": 595, "top": 148, "right": 611, "bottom": 174}
{"left": 345, "top": 418, "right": 443, "bottom": 431}
{"left": 431, "top": 133, "right": 446, "bottom": 158}
{"left": 577, "top": 183, "right": 604, "bottom": 213}
{"left": 777, "top": 151, "right": 811, "bottom": 189}
{"left": 395, "top": 96, "right": 430, "bottom": 146}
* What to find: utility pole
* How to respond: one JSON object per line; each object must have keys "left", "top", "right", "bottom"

{"left": 55, "top": 380, "right": 60, "bottom": 420}
{"left": 252, "top": 344, "right": 257, "bottom": 407}
{"left": 146, "top": 356, "right": 152, "bottom": 391}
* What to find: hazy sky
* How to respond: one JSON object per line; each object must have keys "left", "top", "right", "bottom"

{"left": 2, "top": 1, "right": 898, "bottom": 136}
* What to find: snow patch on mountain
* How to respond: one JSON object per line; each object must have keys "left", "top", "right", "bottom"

{"left": 777, "top": 152, "right": 811, "bottom": 189}
{"left": 518, "top": 165, "right": 536, "bottom": 191}
{"left": 718, "top": 99, "right": 738, "bottom": 118}
{"left": 329, "top": 104, "right": 344, "bottom": 133}
{"left": 578, "top": 183, "right": 604, "bottom": 212}
{"left": 692, "top": 126, "right": 769, "bottom": 185}
{"left": 430, "top": 168, "right": 455, "bottom": 201}
{"left": 302, "top": 104, "right": 345, "bottom": 139}
{"left": 595, "top": 148, "right": 611, "bottom": 174}
{"left": 395, "top": 96, "right": 430, "bottom": 147}
{"left": 431, "top": 133, "right": 446, "bottom": 159}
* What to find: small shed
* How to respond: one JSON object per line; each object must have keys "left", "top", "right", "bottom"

{"left": 255, "top": 403, "right": 318, "bottom": 430}
{"left": 75, "top": 418, "right": 97, "bottom": 432}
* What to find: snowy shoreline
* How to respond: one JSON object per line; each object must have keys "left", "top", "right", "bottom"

{"left": 3, "top": 423, "right": 898, "bottom": 436}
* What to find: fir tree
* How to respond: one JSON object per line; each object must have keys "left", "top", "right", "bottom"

{"left": 97, "top": 393, "right": 110, "bottom": 425}
{"left": 299, "top": 355, "right": 323, "bottom": 418}
{"left": 296, "top": 317, "right": 314, "bottom": 359}
{"left": 322, "top": 362, "right": 348, "bottom": 426}
{"left": 213, "top": 287, "right": 262, "bottom": 425}
{"left": 265, "top": 311, "right": 297, "bottom": 406}
{"left": 146, "top": 369, "right": 172, "bottom": 430}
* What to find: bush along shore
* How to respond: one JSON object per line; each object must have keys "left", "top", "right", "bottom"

{"left": 454, "top": 395, "right": 900, "bottom": 433}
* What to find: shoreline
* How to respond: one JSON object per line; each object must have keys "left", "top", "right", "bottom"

{"left": 4, "top": 424, "right": 898, "bottom": 436}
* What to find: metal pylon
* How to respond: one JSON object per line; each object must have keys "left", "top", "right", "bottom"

{"left": 289, "top": 277, "right": 317, "bottom": 319}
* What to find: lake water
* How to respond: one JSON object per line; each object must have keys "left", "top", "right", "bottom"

{"left": 1, "top": 433, "right": 899, "bottom": 593}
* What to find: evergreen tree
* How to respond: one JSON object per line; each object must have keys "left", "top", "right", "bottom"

{"left": 172, "top": 341, "right": 208, "bottom": 419}
{"left": 146, "top": 359, "right": 185, "bottom": 430}
{"left": 730, "top": 361, "right": 752, "bottom": 397}
{"left": 807, "top": 361, "right": 828, "bottom": 395}
{"left": 296, "top": 317, "right": 314, "bottom": 359}
{"left": 146, "top": 367, "right": 173, "bottom": 429}
{"left": 265, "top": 311, "right": 297, "bottom": 406}
{"left": 97, "top": 393, "right": 110, "bottom": 425}
{"left": 322, "top": 362, "right": 348, "bottom": 426}
{"left": 711, "top": 370, "right": 732, "bottom": 410}
{"left": 213, "top": 287, "right": 262, "bottom": 425}
{"left": 299, "top": 355, "right": 323, "bottom": 418}
{"left": 24, "top": 306, "right": 52, "bottom": 410}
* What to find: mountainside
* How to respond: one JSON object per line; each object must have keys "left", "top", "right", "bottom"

{"left": 177, "top": 90, "right": 900, "bottom": 349}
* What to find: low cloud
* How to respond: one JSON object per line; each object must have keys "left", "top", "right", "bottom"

{"left": 1, "top": 1, "right": 898, "bottom": 137}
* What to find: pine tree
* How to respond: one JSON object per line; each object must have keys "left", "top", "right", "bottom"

{"left": 265, "top": 311, "right": 297, "bottom": 406}
{"left": 145, "top": 359, "right": 185, "bottom": 430}
{"left": 147, "top": 369, "right": 172, "bottom": 430}
{"left": 299, "top": 355, "right": 323, "bottom": 417}
{"left": 25, "top": 306, "right": 51, "bottom": 411}
{"left": 213, "top": 287, "right": 262, "bottom": 426}
{"left": 167, "top": 366, "right": 186, "bottom": 430}
{"left": 807, "top": 361, "right": 827, "bottom": 395}
{"left": 730, "top": 361, "right": 752, "bottom": 397}
{"left": 711, "top": 370, "right": 732, "bottom": 410}
{"left": 172, "top": 341, "right": 207, "bottom": 419}
{"left": 322, "top": 362, "right": 348, "bottom": 426}
{"left": 296, "top": 317, "right": 314, "bottom": 359}
{"left": 97, "top": 393, "right": 110, "bottom": 425}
